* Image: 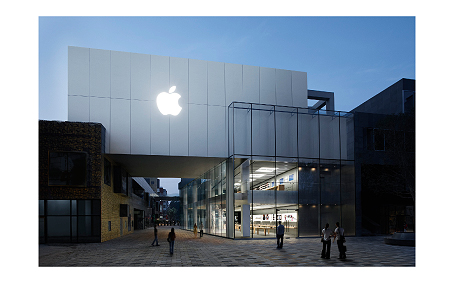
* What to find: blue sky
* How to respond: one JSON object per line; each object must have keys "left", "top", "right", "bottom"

{"left": 38, "top": 16, "right": 415, "bottom": 196}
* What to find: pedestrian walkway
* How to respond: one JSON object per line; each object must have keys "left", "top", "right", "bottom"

{"left": 39, "top": 226, "right": 415, "bottom": 267}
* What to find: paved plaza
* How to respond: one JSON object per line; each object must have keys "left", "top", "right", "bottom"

{"left": 39, "top": 226, "right": 415, "bottom": 267}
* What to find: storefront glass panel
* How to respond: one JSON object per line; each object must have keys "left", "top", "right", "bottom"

{"left": 341, "top": 161, "right": 355, "bottom": 235}
{"left": 181, "top": 103, "right": 355, "bottom": 239}
{"left": 275, "top": 106, "right": 298, "bottom": 158}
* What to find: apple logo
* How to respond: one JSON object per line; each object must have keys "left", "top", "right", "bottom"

{"left": 156, "top": 86, "right": 182, "bottom": 116}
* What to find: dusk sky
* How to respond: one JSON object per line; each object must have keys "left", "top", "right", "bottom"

{"left": 38, "top": 16, "right": 416, "bottom": 195}
{"left": 39, "top": 16, "right": 415, "bottom": 120}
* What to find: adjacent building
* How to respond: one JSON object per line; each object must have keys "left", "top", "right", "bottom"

{"left": 351, "top": 78, "right": 415, "bottom": 235}
{"left": 39, "top": 120, "right": 159, "bottom": 243}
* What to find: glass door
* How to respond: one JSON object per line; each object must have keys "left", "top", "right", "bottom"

{"left": 276, "top": 208, "right": 298, "bottom": 238}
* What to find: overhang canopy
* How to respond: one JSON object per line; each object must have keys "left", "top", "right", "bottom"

{"left": 107, "top": 154, "right": 226, "bottom": 178}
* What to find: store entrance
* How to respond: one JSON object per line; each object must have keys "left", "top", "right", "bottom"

{"left": 276, "top": 208, "right": 298, "bottom": 238}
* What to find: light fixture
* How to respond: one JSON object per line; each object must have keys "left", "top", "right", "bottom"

{"left": 250, "top": 174, "right": 265, "bottom": 178}
{"left": 256, "top": 167, "right": 278, "bottom": 172}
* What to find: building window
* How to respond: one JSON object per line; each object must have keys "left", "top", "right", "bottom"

{"left": 48, "top": 151, "right": 87, "bottom": 186}
{"left": 108, "top": 221, "right": 111, "bottom": 231}
{"left": 104, "top": 158, "right": 111, "bottom": 186}
{"left": 41, "top": 199, "right": 101, "bottom": 243}
{"left": 373, "top": 129, "right": 385, "bottom": 151}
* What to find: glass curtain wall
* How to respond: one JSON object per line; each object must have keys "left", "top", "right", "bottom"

{"left": 228, "top": 103, "right": 355, "bottom": 238}
{"left": 180, "top": 103, "right": 355, "bottom": 239}
{"left": 180, "top": 161, "right": 229, "bottom": 237}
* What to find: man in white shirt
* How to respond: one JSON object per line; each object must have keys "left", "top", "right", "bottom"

{"left": 321, "top": 223, "right": 332, "bottom": 259}
{"left": 276, "top": 221, "right": 285, "bottom": 248}
{"left": 333, "top": 222, "right": 346, "bottom": 259}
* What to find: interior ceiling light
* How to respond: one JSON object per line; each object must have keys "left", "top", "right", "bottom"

{"left": 256, "top": 167, "right": 278, "bottom": 172}
{"left": 250, "top": 174, "right": 265, "bottom": 178}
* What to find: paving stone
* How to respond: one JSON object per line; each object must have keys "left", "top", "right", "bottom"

{"left": 39, "top": 226, "right": 415, "bottom": 267}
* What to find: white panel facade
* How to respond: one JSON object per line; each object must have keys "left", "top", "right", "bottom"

{"left": 170, "top": 103, "right": 189, "bottom": 156}
{"left": 89, "top": 97, "right": 111, "bottom": 152}
{"left": 291, "top": 71, "right": 308, "bottom": 108}
{"left": 242, "top": 65, "right": 260, "bottom": 104}
{"left": 150, "top": 55, "right": 170, "bottom": 100}
{"left": 131, "top": 100, "right": 151, "bottom": 155}
{"left": 189, "top": 59, "right": 207, "bottom": 105}
{"left": 68, "top": 95, "right": 89, "bottom": 122}
{"left": 189, "top": 104, "right": 208, "bottom": 156}
{"left": 131, "top": 53, "right": 151, "bottom": 101}
{"left": 259, "top": 67, "right": 276, "bottom": 105}
{"left": 111, "top": 50, "right": 130, "bottom": 99}
{"left": 208, "top": 61, "right": 225, "bottom": 106}
{"left": 276, "top": 69, "right": 292, "bottom": 106}
{"left": 169, "top": 57, "right": 189, "bottom": 156}
{"left": 68, "top": 47, "right": 309, "bottom": 159}
{"left": 208, "top": 105, "right": 227, "bottom": 157}
{"left": 170, "top": 57, "right": 188, "bottom": 106}
{"left": 150, "top": 100, "right": 169, "bottom": 155}
{"left": 89, "top": 49, "right": 110, "bottom": 98}
{"left": 68, "top": 46, "right": 89, "bottom": 96}
{"left": 225, "top": 63, "right": 242, "bottom": 106}
{"left": 110, "top": 98, "right": 130, "bottom": 154}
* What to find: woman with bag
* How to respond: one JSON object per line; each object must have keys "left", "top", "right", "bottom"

{"left": 168, "top": 228, "right": 176, "bottom": 255}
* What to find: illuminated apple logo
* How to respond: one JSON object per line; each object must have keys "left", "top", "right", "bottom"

{"left": 156, "top": 86, "right": 182, "bottom": 116}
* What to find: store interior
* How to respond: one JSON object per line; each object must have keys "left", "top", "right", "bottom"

{"left": 234, "top": 159, "right": 299, "bottom": 238}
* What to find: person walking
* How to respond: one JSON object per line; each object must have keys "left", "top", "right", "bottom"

{"left": 151, "top": 224, "right": 159, "bottom": 246}
{"left": 276, "top": 221, "right": 285, "bottom": 248}
{"left": 321, "top": 223, "right": 333, "bottom": 259}
{"left": 333, "top": 222, "right": 346, "bottom": 259}
{"left": 193, "top": 223, "right": 198, "bottom": 238}
{"left": 200, "top": 222, "right": 204, "bottom": 238}
{"left": 168, "top": 227, "right": 176, "bottom": 255}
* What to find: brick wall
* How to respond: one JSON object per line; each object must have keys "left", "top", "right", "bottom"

{"left": 101, "top": 155, "right": 134, "bottom": 242}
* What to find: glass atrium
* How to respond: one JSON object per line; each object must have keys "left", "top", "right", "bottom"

{"left": 180, "top": 102, "right": 355, "bottom": 238}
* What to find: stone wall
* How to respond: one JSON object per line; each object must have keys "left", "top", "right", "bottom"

{"left": 39, "top": 120, "right": 104, "bottom": 200}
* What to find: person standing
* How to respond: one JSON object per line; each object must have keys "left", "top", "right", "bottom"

{"left": 276, "top": 221, "right": 285, "bottom": 248}
{"left": 168, "top": 227, "right": 176, "bottom": 255}
{"left": 200, "top": 222, "right": 204, "bottom": 238}
{"left": 333, "top": 222, "right": 346, "bottom": 259}
{"left": 321, "top": 223, "right": 333, "bottom": 259}
{"left": 193, "top": 223, "right": 198, "bottom": 238}
{"left": 151, "top": 224, "right": 159, "bottom": 246}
